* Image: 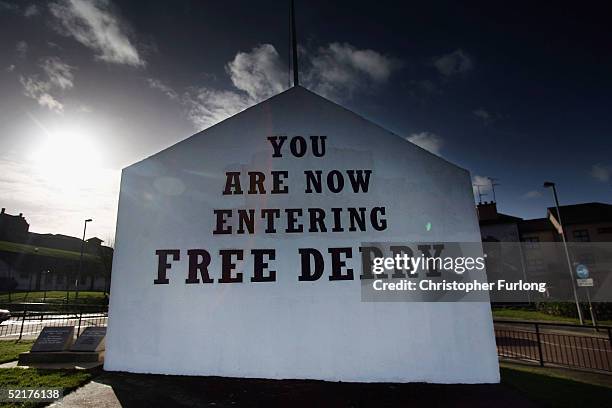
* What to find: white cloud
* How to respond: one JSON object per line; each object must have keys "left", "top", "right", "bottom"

{"left": 226, "top": 44, "right": 286, "bottom": 101}
{"left": 523, "top": 190, "right": 543, "bottom": 199}
{"left": 5, "top": 64, "right": 15, "bottom": 72}
{"left": 433, "top": 49, "right": 473, "bottom": 76}
{"left": 16, "top": 40, "right": 27, "bottom": 59}
{"left": 405, "top": 132, "right": 444, "bottom": 155}
{"left": 473, "top": 108, "right": 490, "bottom": 121}
{"left": 20, "top": 77, "right": 64, "bottom": 113}
{"left": 47, "top": 41, "right": 63, "bottom": 50}
{"left": 182, "top": 44, "right": 290, "bottom": 130}
{"left": 42, "top": 57, "right": 75, "bottom": 89}
{"left": 183, "top": 88, "right": 251, "bottom": 131}
{"left": 304, "top": 42, "right": 400, "bottom": 99}
{"left": 151, "top": 42, "right": 399, "bottom": 129}
{"left": 0, "top": 1, "right": 38, "bottom": 16}
{"left": 49, "top": 0, "right": 144, "bottom": 67}
{"left": 24, "top": 4, "right": 39, "bottom": 17}
{"left": 20, "top": 57, "right": 75, "bottom": 113}
{"left": 472, "top": 175, "right": 492, "bottom": 198}
{"left": 147, "top": 78, "right": 178, "bottom": 100}
{"left": 591, "top": 163, "right": 611, "bottom": 182}
{"left": 473, "top": 107, "right": 503, "bottom": 124}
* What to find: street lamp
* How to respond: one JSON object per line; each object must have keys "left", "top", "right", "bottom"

{"left": 76, "top": 218, "right": 92, "bottom": 300}
{"left": 543, "top": 182, "right": 584, "bottom": 324}
{"left": 42, "top": 270, "right": 51, "bottom": 302}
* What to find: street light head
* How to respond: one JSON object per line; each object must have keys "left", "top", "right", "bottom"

{"left": 85, "top": 218, "right": 93, "bottom": 223}
{"left": 543, "top": 181, "right": 555, "bottom": 188}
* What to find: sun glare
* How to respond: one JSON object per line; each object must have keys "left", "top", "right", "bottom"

{"left": 29, "top": 124, "right": 105, "bottom": 190}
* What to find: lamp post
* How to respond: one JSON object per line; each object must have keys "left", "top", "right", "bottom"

{"left": 42, "top": 270, "right": 51, "bottom": 302}
{"left": 543, "top": 182, "right": 584, "bottom": 325}
{"left": 76, "top": 218, "right": 92, "bottom": 300}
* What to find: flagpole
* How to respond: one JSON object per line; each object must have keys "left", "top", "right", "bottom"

{"left": 290, "top": 0, "right": 299, "bottom": 86}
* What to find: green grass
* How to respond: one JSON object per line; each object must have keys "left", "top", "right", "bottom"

{"left": 0, "top": 341, "right": 35, "bottom": 364}
{"left": 0, "top": 368, "right": 93, "bottom": 407}
{"left": 0, "top": 241, "right": 98, "bottom": 262}
{"left": 0, "top": 291, "right": 106, "bottom": 304}
{"left": 501, "top": 366, "right": 612, "bottom": 407}
{"left": 492, "top": 308, "right": 612, "bottom": 326}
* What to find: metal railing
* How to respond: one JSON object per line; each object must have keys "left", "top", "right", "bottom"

{"left": 0, "top": 304, "right": 108, "bottom": 341}
{"left": 494, "top": 320, "right": 612, "bottom": 372}
{"left": 3, "top": 309, "right": 609, "bottom": 373}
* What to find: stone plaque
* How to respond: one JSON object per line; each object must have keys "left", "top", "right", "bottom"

{"left": 31, "top": 326, "right": 75, "bottom": 352}
{"left": 70, "top": 327, "right": 106, "bottom": 352}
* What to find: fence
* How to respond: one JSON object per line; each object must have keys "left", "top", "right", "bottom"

{"left": 2, "top": 308, "right": 610, "bottom": 373}
{"left": 0, "top": 304, "right": 108, "bottom": 341}
{"left": 494, "top": 320, "right": 612, "bottom": 372}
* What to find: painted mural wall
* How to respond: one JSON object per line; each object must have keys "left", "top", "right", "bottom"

{"left": 105, "top": 87, "right": 500, "bottom": 383}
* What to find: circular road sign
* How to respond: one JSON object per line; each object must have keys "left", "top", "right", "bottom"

{"left": 576, "top": 264, "right": 589, "bottom": 279}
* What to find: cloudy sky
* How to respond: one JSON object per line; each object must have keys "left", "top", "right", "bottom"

{"left": 1, "top": 0, "right": 611, "bottom": 241}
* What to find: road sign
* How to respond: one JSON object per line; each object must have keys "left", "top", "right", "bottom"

{"left": 577, "top": 278, "right": 593, "bottom": 287}
{"left": 575, "top": 264, "right": 589, "bottom": 279}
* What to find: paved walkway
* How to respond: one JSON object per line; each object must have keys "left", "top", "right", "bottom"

{"left": 49, "top": 372, "right": 538, "bottom": 407}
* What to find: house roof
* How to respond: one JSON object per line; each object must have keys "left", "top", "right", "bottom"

{"left": 479, "top": 213, "right": 523, "bottom": 226}
{"left": 518, "top": 218, "right": 553, "bottom": 234}
{"left": 0, "top": 211, "right": 29, "bottom": 226}
{"left": 548, "top": 202, "right": 612, "bottom": 225}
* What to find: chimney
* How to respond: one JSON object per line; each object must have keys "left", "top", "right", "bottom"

{"left": 1, "top": 208, "right": 4, "bottom": 214}
{"left": 477, "top": 201, "right": 498, "bottom": 221}
{"left": 18, "top": 213, "right": 23, "bottom": 217}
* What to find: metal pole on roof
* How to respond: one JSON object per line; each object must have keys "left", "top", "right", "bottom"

{"left": 488, "top": 177, "right": 500, "bottom": 202}
{"left": 290, "top": 0, "right": 299, "bottom": 86}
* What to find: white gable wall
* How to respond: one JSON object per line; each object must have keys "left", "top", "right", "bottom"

{"left": 105, "top": 87, "right": 500, "bottom": 383}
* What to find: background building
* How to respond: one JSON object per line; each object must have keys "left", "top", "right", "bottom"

{"left": 477, "top": 201, "right": 612, "bottom": 243}
{"left": 477, "top": 200, "right": 612, "bottom": 301}
{"left": 0, "top": 208, "right": 112, "bottom": 292}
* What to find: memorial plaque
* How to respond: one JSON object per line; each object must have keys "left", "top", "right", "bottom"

{"left": 31, "top": 326, "right": 75, "bottom": 352}
{"left": 70, "top": 327, "right": 106, "bottom": 352}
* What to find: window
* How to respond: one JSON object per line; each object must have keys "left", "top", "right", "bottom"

{"left": 572, "top": 229, "right": 590, "bottom": 242}
{"left": 597, "top": 227, "right": 612, "bottom": 234}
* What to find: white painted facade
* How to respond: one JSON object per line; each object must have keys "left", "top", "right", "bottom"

{"left": 105, "top": 86, "right": 500, "bottom": 383}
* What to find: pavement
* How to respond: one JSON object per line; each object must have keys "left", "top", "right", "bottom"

{"left": 48, "top": 371, "right": 539, "bottom": 408}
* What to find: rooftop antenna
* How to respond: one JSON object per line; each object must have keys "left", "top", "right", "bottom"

{"left": 290, "top": 0, "right": 299, "bottom": 87}
{"left": 473, "top": 184, "right": 488, "bottom": 204}
{"left": 488, "top": 177, "right": 500, "bottom": 202}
